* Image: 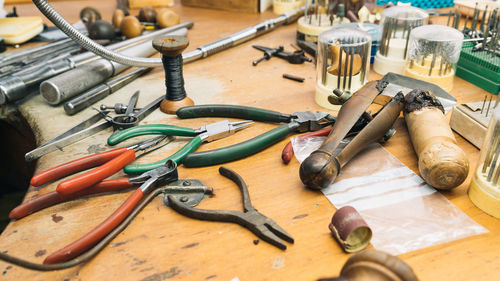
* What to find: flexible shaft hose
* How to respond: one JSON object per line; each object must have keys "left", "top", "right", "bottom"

{"left": 32, "top": 0, "right": 163, "bottom": 67}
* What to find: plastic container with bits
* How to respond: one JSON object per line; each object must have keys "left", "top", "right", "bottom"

{"left": 404, "top": 25, "right": 464, "bottom": 92}
{"left": 373, "top": 6, "right": 428, "bottom": 75}
{"left": 469, "top": 104, "right": 500, "bottom": 219}
{"left": 315, "top": 27, "right": 371, "bottom": 110}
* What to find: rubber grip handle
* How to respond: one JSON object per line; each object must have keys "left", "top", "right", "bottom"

{"left": 30, "top": 147, "right": 128, "bottom": 187}
{"left": 9, "top": 178, "right": 134, "bottom": 219}
{"left": 281, "top": 127, "right": 332, "bottom": 164}
{"left": 43, "top": 188, "right": 144, "bottom": 264}
{"left": 182, "top": 124, "right": 293, "bottom": 167}
{"left": 107, "top": 124, "right": 197, "bottom": 146}
{"left": 176, "top": 105, "right": 291, "bottom": 123}
{"left": 123, "top": 136, "right": 203, "bottom": 174}
{"left": 56, "top": 149, "right": 136, "bottom": 195}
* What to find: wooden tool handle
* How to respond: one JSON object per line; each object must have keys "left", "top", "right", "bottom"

{"left": 404, "top": 90, "right": 469, "bottom": 190}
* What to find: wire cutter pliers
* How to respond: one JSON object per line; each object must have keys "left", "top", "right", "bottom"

{"left": 23, "top": 160, "right": 179, "bottom": 264}
{"left": 175, "top": 105, "right": 335, "bottom": 167}
{"left": 107, "top": 120, "right": 253, "bottom": 174}
{"left": 29, "top": 135, "right": 173, "bottom": 195}
{"left": 168, "top": 166, "right": 294, "bottom": 250}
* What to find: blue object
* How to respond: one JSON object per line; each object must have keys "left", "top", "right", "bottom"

{"left": 376, "top": 0, "right": 454, "bottom": 9}
{"left": 335, "top": 23, "right": 381, "bottom": 63}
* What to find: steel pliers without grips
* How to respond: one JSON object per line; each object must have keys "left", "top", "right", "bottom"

{"left": 168, "top": 166, "right": 294, "bottom": 250}
{"left": 107, "top": 120, "right": 253, "bottom": 174}
{"left": 175, "top": 104, "right": 336, "bottom": 167}
{"left": 28, "top": 136, "right": 173, "bottom": 196}
{"left": 18, "top": 160, "right": 179, "bottom": 265}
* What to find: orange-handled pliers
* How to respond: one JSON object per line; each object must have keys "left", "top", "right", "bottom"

{"left": 12, "top": 160, "right": 179, "bottom": 265}
{"left": 29, "top": 135, "right": 173, "bottom": 195}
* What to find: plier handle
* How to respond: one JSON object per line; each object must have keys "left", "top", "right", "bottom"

{"left": 12, "top": 160, "right": 179, "bottom": 264}
{"left": 175, "top": 104, "right": 335, "bottom": 167}
{"left": 29, "top": 136, "right": 173, "bottom": 195}
{"left": 107, "top": 120, "right": 253, "bottom": 174}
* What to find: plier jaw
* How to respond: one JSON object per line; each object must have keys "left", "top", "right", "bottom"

{"left": 196, "top": 120, "right": 254, "bottom": 142}
{"left": 291, "top": 111, "right": 336, "bottom": 133}
{"left": 129, "top": 160, "right": 179, "bottom": 193}
{"left": 127, "top": 135, "right": 175, "bottom": 155}
{"left": 168, "top": 166, "right": 294, "bottom": 250}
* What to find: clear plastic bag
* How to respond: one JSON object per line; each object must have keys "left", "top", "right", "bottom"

{"left": 291, "top": 138, "right": 488, "bottom": 255}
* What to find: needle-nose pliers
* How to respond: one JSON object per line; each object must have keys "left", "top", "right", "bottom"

{"left": 175, "top": 105, "right": 335, "bottom": 167}
{"left": 168, "top": 166, "right": 294, "bottom": 250}
{"left": 107, "top": 120, "right": 253, "bottom": 174}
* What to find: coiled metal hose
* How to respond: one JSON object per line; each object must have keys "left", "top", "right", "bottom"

{"left": 32, "top": 0, "right": 163, "bottom": 67}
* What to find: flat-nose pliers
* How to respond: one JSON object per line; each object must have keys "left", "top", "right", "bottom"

{"left": 168, "top": 166, "right": 294, "bottom": 250}
{"left": 175, "top": 104, "right": 335, "bottom": 167}
{"left": 107, "top": 120, "right": 253, "bottom": 174}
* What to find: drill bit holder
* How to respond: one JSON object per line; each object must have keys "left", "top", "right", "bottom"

{"left": 273, "top": 0, "right": 305, "bottom": 15}
{"left": 315, "top": 27, "right": 371, "bottom": 110}
{"left": 468, "top": 104, "right": 500, "bottom": 219}
{"left": 404, "top": 25, "right": 464, "bottom": 92}
{"left": 296, "top": 0, "right": 350, "bottom": 43}
{"left": 373, "top": 6, "right": 428, "bottom": 75}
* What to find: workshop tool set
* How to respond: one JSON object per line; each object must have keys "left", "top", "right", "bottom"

{"left": 0, "top": 1, "right": 498, "bottom": 278}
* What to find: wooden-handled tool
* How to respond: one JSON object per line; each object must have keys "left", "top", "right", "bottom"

{"left": 300, "top": 92, "right": 404, "bottom": 189}
{"left": 404, "top": 89, "right": 469, "bottom": 190}
{"left": 299, "top": 81, "right": 381, "bottom": 189}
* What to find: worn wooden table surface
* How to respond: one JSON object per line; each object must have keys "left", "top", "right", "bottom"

{"left": 0, "top": 1, "right": 499, "bottom": 280}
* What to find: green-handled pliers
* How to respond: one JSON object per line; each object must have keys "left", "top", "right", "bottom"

{"left": 175, "top": 105, "right": 335, "bottom": 167}
{"left": 107, "top": 120, "right": 253, "bottom": 174}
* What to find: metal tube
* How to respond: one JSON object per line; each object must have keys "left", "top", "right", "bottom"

{"left": 40, "top": 40, "right": 158, "bottom": 105}
{"left": 63, "top": 67, "right": 152, "bottom": 115}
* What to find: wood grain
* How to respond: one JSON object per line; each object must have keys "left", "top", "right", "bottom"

{"left": 0, "top": 1, "right": 498, "bottom": 280}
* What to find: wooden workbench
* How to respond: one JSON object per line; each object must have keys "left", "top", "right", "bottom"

{"left": 0, "top": 1, "right": 498, "bottom": 280}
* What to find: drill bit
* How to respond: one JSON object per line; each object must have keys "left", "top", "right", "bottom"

{"left": 481, "top": 94, "right": 487, "bottom": 114}
{"left": 403, "top": 21, "right": 410, "bottom": 60}
{"left": 337, "top": 46, "right": 343, "bottom": 89}
{"left": 428, "top": 44, "right": 438, "bottom": 76}
{"left": 479, "top": 6, "right": 488, "bottom": 33}
{"left": 471, "top": 3, "right": 480, "bottom": 37}
{"left": 463, "top": 15, "right": 469, "bottom": 33}
{"left": 486, "top": 95, "right": 493, "bottom": 117}
{"left": 347, "top": 42, "right": 354, "bottom": 90}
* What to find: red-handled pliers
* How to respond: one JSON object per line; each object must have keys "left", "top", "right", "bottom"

{"left": 29, "top": 135, "right": 173, "bottom": 195}
{"left": 12, "top": 160, "right": 179, "bottom": 265}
